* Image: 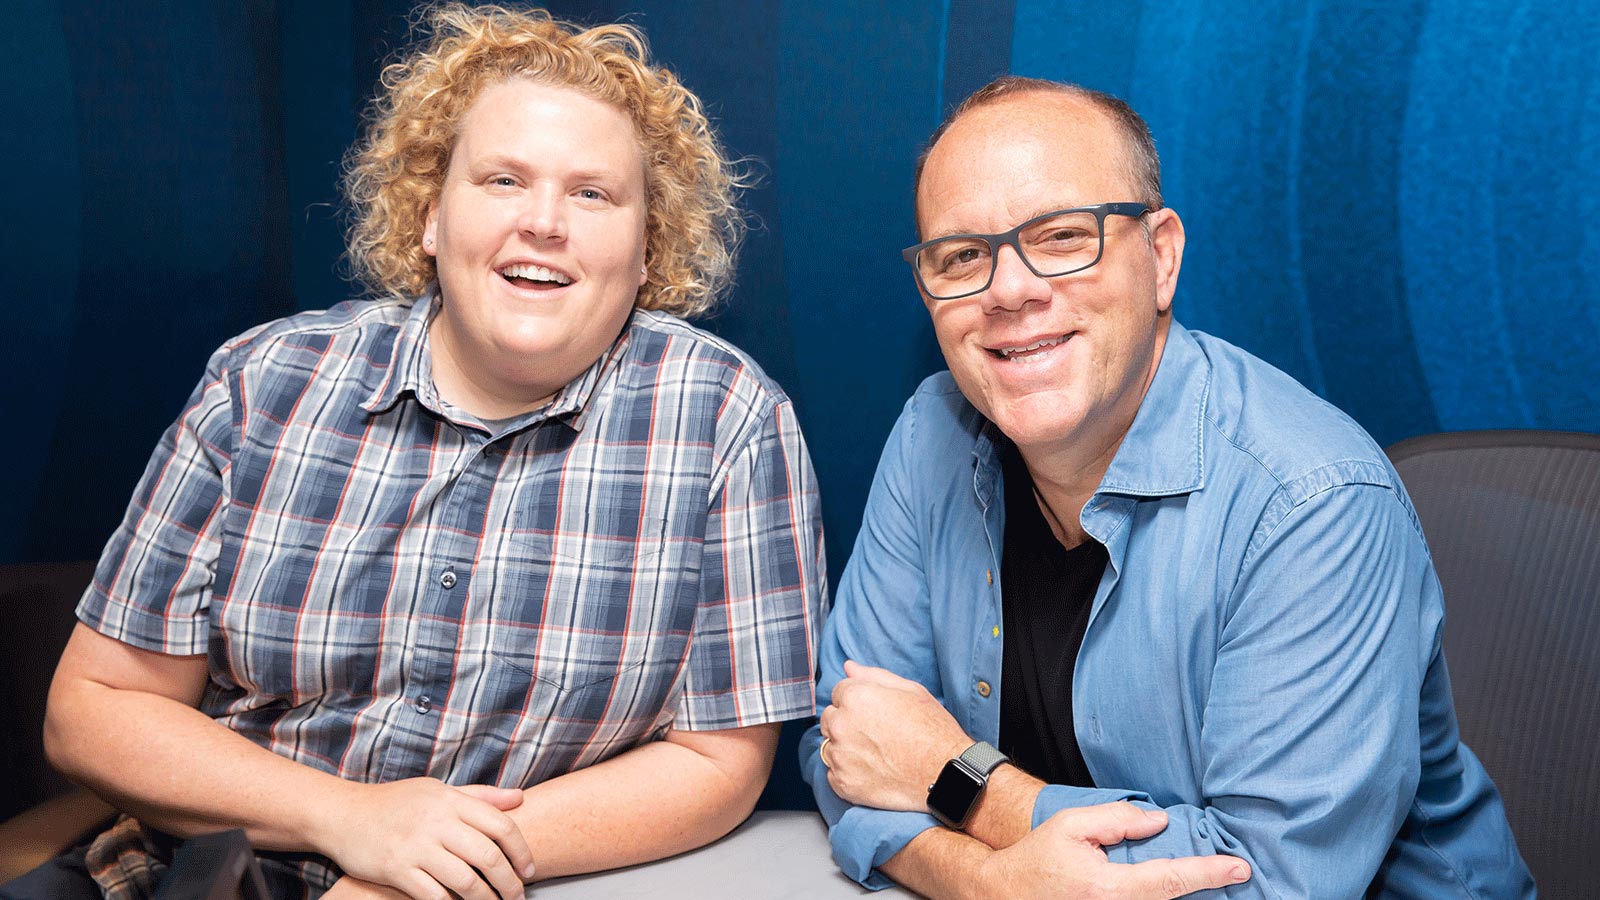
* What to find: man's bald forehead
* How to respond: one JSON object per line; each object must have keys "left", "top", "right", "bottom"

{"left": 912, "top": 78, "right": 1163, "bottom": 234}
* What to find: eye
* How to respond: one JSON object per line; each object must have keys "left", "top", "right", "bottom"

{"left": 488, "top": 175, "right": 518, "bottom": 188}
{"left": 1024, "top": 212, "right": 1099, "bottom": 257}
{"left": 575, "top": 187, "right": 608, "bottom": 202}
{"left": 1038, "top": 226, "right": 1092, "bottom": 244}
{"left": 935, "top": 242, "right": 989, "bottom": 273}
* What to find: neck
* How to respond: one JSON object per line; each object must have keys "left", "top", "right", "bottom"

{"left": 1020, "top": 452, "right": 1103, "bottom": 550}
{"left": 1014, "top": 316, "right": 1171, "bottom": 548}
{"left": 428, "top": 320, "right": 556, "bottom": 420}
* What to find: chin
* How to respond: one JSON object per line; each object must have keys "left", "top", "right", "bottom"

{"left": 987, "top": 394, "right": 1087, "bottom": 448}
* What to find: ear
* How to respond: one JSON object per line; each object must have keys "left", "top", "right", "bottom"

{"left": 638, "top": 260, "right": 648, "bottom": 289}
{"left": 423, "top": 204, "right": 439, "bottom": 258}
{"left": 1147, "top": 208, "right": 1185, "bottom": 313}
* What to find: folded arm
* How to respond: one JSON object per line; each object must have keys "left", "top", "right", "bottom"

{"left": 45, "top": 624, "right": 537, "bottom": 900}
{"left": 805, "top": 396, "right": 1429, "bottom": 897}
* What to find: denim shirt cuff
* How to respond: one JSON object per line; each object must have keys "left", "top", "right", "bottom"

{"left": 830, "top": 805, "right": 941, "bottom": 889}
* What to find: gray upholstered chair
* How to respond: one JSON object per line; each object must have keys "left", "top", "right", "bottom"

{"left": 1387, "top": 430, "right": 1600, "bottom": 900}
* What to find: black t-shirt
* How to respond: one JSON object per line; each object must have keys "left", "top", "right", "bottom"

{"left": 997, "top": 442, "right": 1104, "bottom": 787}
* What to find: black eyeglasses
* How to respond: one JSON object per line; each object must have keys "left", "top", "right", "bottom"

{"left": 902, "top": 202, "right": 1152, "bottom": 300}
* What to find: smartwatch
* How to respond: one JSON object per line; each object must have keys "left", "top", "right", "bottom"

{"left": 926, "top": 741, "right": 1010, "bottom": 830}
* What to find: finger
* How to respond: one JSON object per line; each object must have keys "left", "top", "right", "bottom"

{"left": 456, "top": 783, "right": 525, "bottom": 811}
{"left": 395, "top": 867, "right": 451, "bottom": 900}
{"left": 425, "top": 849, "right": 499, "bottom": 900}
{"left": 842, "top": 659, "right": 887, "bottom": 681}
{"left": 443, "top": 828, "right": 523, "bottom": 900}
{"left": 1048, "top": 801, "right": 1169, "bottom": 846}
{"left": 818, "top": 704, "right": 836, "bottom": 737}
{"left": 830, "top": 676, "right": 851, "bottom": 706}
{"left": 826, "top": 765, "right": 848, "bottom": 800}
{"left": 1116, "top": 854, "right": 1252, "bottom": 898}
{"left": 458, "top": 797, "right": 537, "bottom": 882}
{"left": 841, "top": 660, "right": 907, "bottom": 686}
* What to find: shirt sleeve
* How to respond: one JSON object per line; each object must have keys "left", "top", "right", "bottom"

{"left": 799, "top": 395, "right": 973, "bottom": 888}
{"left": 76, "top": 346, "right": 236, "bottom": 656}
{"left": 674, "top": 396, "right": 827, "bottom": 731}
{"left": 800, "top": 396, "right": 1141, "bottom": 889}
{"left": 1031, "top": 479, "right": 1438, "bottom": 899}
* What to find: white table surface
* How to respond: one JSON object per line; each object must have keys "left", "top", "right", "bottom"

{"left": 527, "top": 810, "right": 917, "bottom": 898}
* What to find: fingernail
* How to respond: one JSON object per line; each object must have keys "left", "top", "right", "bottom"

{"left": 1142, "top": 808, "right": 1166, "bottom": 822}
{"left": 1229, "top": 864, "right": 1249, "bottom": 882}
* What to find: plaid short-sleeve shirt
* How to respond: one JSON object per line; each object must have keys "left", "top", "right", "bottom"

{"left": 76, "top": 295, "right": 827, "bottom": 898}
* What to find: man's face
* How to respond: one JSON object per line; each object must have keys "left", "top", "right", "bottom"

{"left": 424, "top": 78, "right": 648, "bottom": 416}
{"left": 915, "top": 93, "right": 1184, "bottom": 462}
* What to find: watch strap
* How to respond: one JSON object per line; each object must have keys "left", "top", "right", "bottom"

{"left": 957, "top": 741, "right": 1008, "bottom": 778}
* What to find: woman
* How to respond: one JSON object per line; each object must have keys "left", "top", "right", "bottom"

{"left": 24, "top": 6, "right": 825, "bottom": 900}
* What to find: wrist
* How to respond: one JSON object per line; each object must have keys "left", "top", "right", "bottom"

{"left": 961, "top": 851, "right": 1001, "bottom": 900}
{"left": 301, "top": 775, "right": 363, "bottom": 858}
{"left": 927, "top": 741, "right": 1010, "bottom": 831}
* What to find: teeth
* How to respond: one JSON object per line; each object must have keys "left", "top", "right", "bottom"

{"left": 501, "top": 263, "right": 573, "bottom": 285}
{"left": 997, "top": 335, "right": 1066, "bottom": 358}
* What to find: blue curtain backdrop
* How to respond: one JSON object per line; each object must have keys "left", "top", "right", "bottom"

{"left": 5, "top": 0, "right": 1598, "bottom": 802}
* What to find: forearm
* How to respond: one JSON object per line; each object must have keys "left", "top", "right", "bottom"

{"left": 962, "top": 765, "right": 1043, "bottom": 850}
{"left": 45, "top": 675, "right": 352, "bottom": 853}
{"left": 880, "top": 827, "right": 991, "bottom": 900}
{"left": 509, "top": 726, "right": 774, "bottom": 880}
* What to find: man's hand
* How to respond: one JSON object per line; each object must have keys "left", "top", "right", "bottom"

{"left": 972, "top": 804, "right": 1251, "bottom": 900}
{"left": 314, "top": 778, "right": 535, "bottom": 900}
{"left": 819, "top": 660, "right": 974, "bottom": 811}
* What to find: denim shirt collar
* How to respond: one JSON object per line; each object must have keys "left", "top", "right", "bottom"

{"left": 970, "top": 318, "right": 1211, "bottom": 507}
{"left": 1096, "top": 320, "right": 1210, "bottom": 500}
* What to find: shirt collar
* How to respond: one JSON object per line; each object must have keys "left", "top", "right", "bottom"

{"left": 361, "top": 291, "right": 438, "bottom": 416}
{"left": 360, "top": 286, "right": 632, "bottom": 432}
{"left": 1095, "top": 320, "right": 1210, "bottom": 498}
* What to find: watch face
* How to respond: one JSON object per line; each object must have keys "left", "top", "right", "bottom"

{"left": 927, "top": 759, "right": 984, "bottom": 829}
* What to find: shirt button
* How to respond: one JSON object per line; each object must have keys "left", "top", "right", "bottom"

{"left": 975, "top": 680, "right": 992, "bottom": 698}
{"left": 439, "top": 569, "right": 457, "bottom": 589}
{"left": 415, "top": 695, "right": 433, "bottom": 714}
{"left": 484, "top": 444, "right": 502, "bottom": 459}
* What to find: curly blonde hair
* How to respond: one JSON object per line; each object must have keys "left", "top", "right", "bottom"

{"left": 342, "top": 3, "right": 747, "bottom": 318}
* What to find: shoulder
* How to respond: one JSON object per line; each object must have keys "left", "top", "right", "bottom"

{"left": 1192, "top": 329, "right": 1401, "bottom": 504}
{"left": 211, "top": 298, "right": 410, "bottom": 375}
{"left": 623, "top": 309, "right": 794, "bottom": 419}
{"left": 895, "top": 371, "right": 986, "bottom": 447}
{"left": 863, "top": 371, "right": 989, "bottom": 487}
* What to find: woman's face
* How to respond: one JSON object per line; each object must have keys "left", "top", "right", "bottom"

{"left": 423, "top": 78, "right": 648, "bottom": 418}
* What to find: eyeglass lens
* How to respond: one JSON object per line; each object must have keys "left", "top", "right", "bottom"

{"left": 915, "top": 210, "right": 1104, "bottom": 299}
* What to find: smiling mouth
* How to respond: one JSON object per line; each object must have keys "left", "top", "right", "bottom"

{"left": 989, "top": 334, "right": 1070, "bottom": 361}
{"left": 499, "top": 262, "right": 574, "bottom": 289}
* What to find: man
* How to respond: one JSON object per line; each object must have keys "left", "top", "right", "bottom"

{"left": 19, "top": 7, "right": 824, "bottom": 900}
{"left": 803, "top": 77, "right": 1533, "bottom": 899}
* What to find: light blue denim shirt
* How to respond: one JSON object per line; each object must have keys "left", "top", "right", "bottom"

{"left": 802, "top": 323, "right": 1533, "bottom": 898}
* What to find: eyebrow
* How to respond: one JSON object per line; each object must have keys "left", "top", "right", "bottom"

{"left": 469, "top": 154, "right": 635, "bottom": 186}
{"left": 925, "top": 204, "right": 1081, "bottom": 241}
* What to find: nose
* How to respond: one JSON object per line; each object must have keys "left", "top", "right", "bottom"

{"left": 518, "top": 183, "right": 567, "bottom": 242}
{"left": 982, "top": 242, "right": 1050, "bottom": 313}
